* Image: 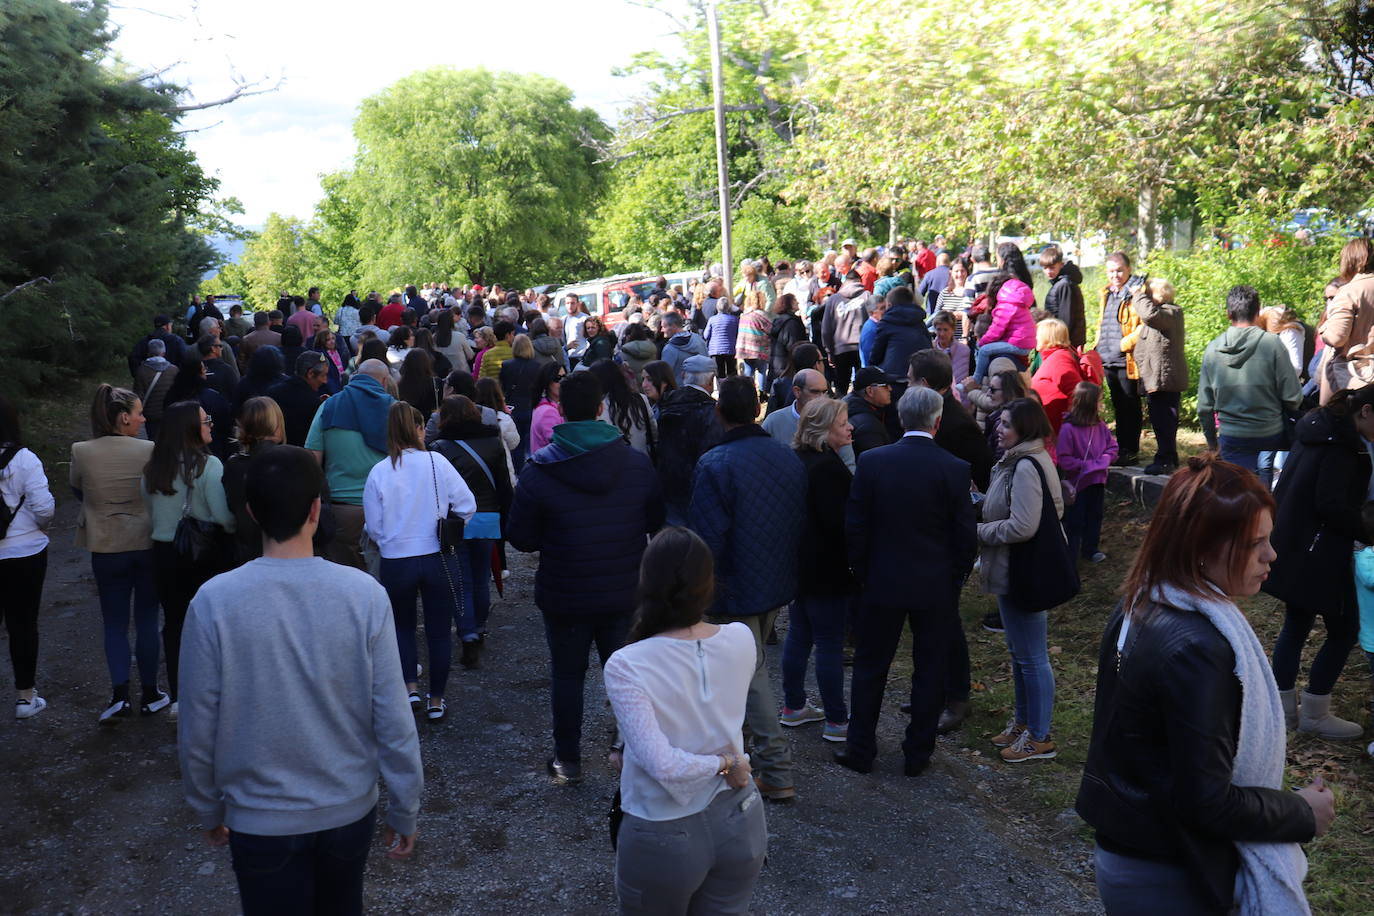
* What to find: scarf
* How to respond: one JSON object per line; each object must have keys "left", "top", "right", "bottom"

{"left": 315, "top": 373, "right": 392, "bottom": 454}
{"left": 1150, "top": 582, "right": 1309, "bottom": 915}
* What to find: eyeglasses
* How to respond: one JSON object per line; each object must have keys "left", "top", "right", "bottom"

{"left": 201, "top": 417, "right": 214, "bottom": 427}
{"left": 989, "top": 385, "right": 1003, "bottom": 393}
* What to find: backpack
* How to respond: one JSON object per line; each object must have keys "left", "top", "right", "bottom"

{"left": 1078, "top": 348, "right": 1105, "bottom": 386}
{"left": 0, "top": 446, "right": 27, "bottom": 540}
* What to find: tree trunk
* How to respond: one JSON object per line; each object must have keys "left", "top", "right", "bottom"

{"left": 1137, "top": 185, "right": 1161, "bottom": 258}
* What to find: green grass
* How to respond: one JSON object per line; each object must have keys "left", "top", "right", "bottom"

{"left": 920, "top": 496, "right": 1374, "bottom": 913}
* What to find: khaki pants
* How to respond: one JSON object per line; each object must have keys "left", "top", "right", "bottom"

{"left": 707, "top": 608, "right": 793, "bottom": 789}
{"left": 326, "top": 503, "right": 367, "bottom": 571}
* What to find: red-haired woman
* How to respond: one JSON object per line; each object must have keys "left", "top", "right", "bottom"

{"left": 1077, "top": 456, "right": 1332, "bottom": 915}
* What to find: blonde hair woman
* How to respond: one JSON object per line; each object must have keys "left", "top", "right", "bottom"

{"left": 1030, "top": 318, "right": 1084, "bottom": 434}
{"left": 224, "top": 396, "right": 287, "bottom": 565}
{"left": 363, "top": 402, "right": 477, "bottom": 720}
{"left": 780, "top": 396, "right": 855, "bottom": 739}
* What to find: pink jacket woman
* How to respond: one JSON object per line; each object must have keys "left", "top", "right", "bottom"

{"left": 981, "top": 278, "right": 1037, "bottom": 350}
{"left": 529, "top": 398, "right": 562, "bottom": 454}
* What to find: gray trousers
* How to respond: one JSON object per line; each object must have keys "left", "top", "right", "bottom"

{"left": 708, "top": 608, "right": 793, "bottom": 788}
{"left": 616, "top": 785, "right": 767, "bottom": 915}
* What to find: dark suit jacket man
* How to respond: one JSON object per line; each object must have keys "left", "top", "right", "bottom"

{"left": 843, "top": 432, "right": 976, "bottom": 771}
{"left": 936, "top": 390, "right": 993, "bottom": 492}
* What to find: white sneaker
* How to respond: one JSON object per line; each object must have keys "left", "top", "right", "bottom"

{"left": 140, "top": 691, "right": 171, "bottom": 716}
{"left": 99, "top": 699, "right": 132, "bottom": 726}
{"left": 169, "top": 701, "right": 179, "bottom": 721}
{"left": 1367, "top": 739, "right": 1374, "bottom": 760}
{"left": 15, "top": 694, "right": 47, "bottom": 719}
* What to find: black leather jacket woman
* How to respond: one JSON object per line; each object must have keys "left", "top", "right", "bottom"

{"left": 1076, "top": 603, "right": 1315, "bottom": 911}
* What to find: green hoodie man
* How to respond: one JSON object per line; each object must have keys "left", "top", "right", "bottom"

{"left": 1197, "top": 324, "right": 1302, "bottom": 447}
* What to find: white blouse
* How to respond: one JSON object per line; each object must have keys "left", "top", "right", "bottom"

{"left": 604, "top": 622, "right": 755, "bottom": 822}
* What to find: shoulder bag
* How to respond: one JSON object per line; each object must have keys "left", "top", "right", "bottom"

{"left": 173, "top": 471, "right": 225, "bottom": 566}
{"left": 1006, "top": 457, "right": 1080, "bottom": 612}
{"left": 448, "top": 440, "right": 501, "bottom": 540}
{"left": 430, "top": 452, "right": 466, "bottom": 552}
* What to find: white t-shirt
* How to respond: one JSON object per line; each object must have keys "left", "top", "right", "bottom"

{"left": 604, "top": 622, "right": 755, "bottom": 821}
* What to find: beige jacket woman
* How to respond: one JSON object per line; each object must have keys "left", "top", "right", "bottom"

{"left": 1318, "top": 272, "right": 1374, "bottom": 404}
{"left": 976, "top": 439, "right": 1063, "bottom": 595}
{"left": 70, "top": 436, "right": 154, "bottom": 553}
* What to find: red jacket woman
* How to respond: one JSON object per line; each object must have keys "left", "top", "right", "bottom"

{"left": 1031, "top": 319, "right": 1084, "bottom": 435}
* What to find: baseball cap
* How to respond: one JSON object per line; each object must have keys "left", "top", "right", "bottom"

{"left": 842, "top": 238, "right": 858, "bottom": 248}
{"left": 682, "top": 355, "right": 715, "bottom": 374}
{"left": 854, "top": 366, "right": 890, "bottom": 389}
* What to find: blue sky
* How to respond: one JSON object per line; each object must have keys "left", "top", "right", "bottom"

{"left": 105, "top": 0, "right": 684, "bottom": 226}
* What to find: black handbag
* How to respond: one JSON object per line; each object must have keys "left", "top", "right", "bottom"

{"left": 173, "top": 475, "right": 224, "bottom": 566}
{"left": 429, "top": 453, "right": 465, "bottom": 552}
{"left": 608, "top": 789, "right": 624, "bottom": 850}
{"left": 1006, "top": 457, "right": 1080, "bottom": 612}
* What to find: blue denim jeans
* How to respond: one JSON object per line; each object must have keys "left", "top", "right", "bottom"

{"left": 460, "top": 539, "right": 493, "bottom": 633}
{"left": 740, "top": 358, "right": 769, "bottom": 394}
{"left": 380, "top": 552, "right": 461, "bottom": 699}
{"left": 998, "top": 593, "right": 1055, "bottom": 739}
{"left": 90, "top": 550, "right": 161, "bottom": 692}
{"left": 1094, "top": 845, "right": 1217, "bottom": 916}
{"left": 228, "top": 807, "right": 375, "bottom": 916}
{"left": 780, "top": 594, "right": 849, "bottom": 723}
{"left": 542, "top": 610, "right": 630, "bottom": 762}
{"left": 1257, "top": 449, "right": 1289, "bottom": 491}
{"left": 973, "top": 341, "right": 1030, "bottom": 382}
{"left": 1219, "top": 432, "right": 1287, "bottom": 482}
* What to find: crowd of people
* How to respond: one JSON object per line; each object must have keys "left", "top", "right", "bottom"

{"left": 2, "top": 236, "right": 1374, "bottom": 913}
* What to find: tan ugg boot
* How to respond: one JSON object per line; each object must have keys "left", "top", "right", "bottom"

{"left": 1279, "top": 689, "right": 1298, "bottom": 731}
{"left": 1298, "top": 691, "right": 1364, "bottom": 740}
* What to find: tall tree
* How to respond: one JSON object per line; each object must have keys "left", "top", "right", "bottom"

{"left": 236, "top": 214, "right": 310, "bottom": 310}
{"left": 347, "top": 68, "right": 609, "bottom": 288}
{"left": 0, "top": 0, "right": 221, "bottom": 399}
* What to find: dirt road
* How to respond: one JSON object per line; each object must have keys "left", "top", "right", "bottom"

{"left": 1, "top": 498, "right": 1101, "bottom": 915}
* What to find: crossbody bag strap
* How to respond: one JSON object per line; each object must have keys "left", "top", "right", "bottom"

{"left": 181, "top": 466, "right": 195, "bottom": 519}
{"left": 428, "top": 452, "right": 443, "bottom": 519}
{"left": 143, "top": 370, "right": 165, "bottom": 405}
{"left": 451, "top": 439, "right": 496, "bottom": 490}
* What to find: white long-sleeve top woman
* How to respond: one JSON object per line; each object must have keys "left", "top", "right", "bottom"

{"left": 604, "top": 622, "right": 754, "bottom": 821}
{"left": 363, "top": 449, "right": 476, "bottom": 559}
{"left": 0, "top": 448, "right": 55, "bottom": 561}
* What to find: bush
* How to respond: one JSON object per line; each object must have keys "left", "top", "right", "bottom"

{"left": 1141, "top": 239, "right": 1341, "bottom": 423}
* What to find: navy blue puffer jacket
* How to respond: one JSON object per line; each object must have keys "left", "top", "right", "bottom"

{"left": 507, "top": 422, "right": 666, "bottom": 616}
{"left": 688, "top": 425, "right": 806, "bottom": 617}
{"left": 868, "top": 301, "right": 932, "bottom": 381}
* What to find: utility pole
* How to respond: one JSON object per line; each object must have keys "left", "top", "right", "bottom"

{"left": 706, "top": 3, "right": 733, "bottom": 282}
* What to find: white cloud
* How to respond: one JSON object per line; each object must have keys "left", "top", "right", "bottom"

{"left": 104, "top": 0, "right": 685, "bottom": 224}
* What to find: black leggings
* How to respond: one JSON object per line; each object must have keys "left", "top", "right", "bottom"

{"left": 1271, "top": 602, "right": 1359, "bottom": 695}
{"left": 714, "top": 355, "right": 737, "bottom": 378}
{"left": 0, "top": 548, "right": 46, "bottom": 691}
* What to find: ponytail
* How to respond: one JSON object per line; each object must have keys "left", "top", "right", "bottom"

{"left": 90, "top": 383, "right": 139, "bottom": 437}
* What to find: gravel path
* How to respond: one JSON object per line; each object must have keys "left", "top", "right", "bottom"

{"left": 0, "top": 500, "right": 1102, "bottom": 914}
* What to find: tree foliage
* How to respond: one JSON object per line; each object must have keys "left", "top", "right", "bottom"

{"left": 590, "top": 0, "right": 829, "bottom": 273}
{"left": 777, "top": 0, "right": 1374, "bottom": 249}
{"left": 346, "top": 68, "right": 609, "bottom": 288}
{"left": 0, "top": 0, "right": 221, "bottom": 400}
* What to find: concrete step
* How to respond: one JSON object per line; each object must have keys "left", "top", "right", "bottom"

{"left": 1107, "top": 466, "right": 1172, "bottom": 513}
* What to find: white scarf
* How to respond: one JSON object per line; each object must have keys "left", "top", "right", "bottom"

{"left": 1150, "top": 582, "right": 1309, "bottom": 915}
